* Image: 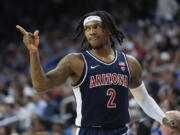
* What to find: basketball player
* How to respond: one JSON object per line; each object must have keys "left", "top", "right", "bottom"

{"left": 16, "top": 11, "right": 178, "bottom": 135}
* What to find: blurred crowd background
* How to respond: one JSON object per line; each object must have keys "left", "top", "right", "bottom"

{"left": 0, "top": 0, "right": 180, "bottom": 135}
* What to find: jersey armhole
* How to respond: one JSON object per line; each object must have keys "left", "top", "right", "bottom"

{"left": 72, "top": 53, "right": 88, "bottom": 88}
{"left": 122, "top": 53, "right": 131, "bottom": 84}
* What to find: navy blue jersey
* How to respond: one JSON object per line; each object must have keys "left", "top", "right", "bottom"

{"left": 72, "top": 49, "right": 131, "bottom": 128}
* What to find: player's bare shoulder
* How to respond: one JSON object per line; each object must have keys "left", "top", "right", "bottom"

{"left": 65, "top": 53, "right": 85, "bottom": 82}
{"left": 126, "top": 55, "right": 142, "bottom": 88}
{"left": 66, "top": 53, "right": 84, "bottom": 73}
{"left": 126, "top": 55, "right": 142, "bottom": 72}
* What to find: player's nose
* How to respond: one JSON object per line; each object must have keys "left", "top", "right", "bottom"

{"left": 89, "top": 28, "right": 97, "bottom": 35}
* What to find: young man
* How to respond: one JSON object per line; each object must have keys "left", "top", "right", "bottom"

{"left": 16, "top": 11, "right": 178, "bottom": 135}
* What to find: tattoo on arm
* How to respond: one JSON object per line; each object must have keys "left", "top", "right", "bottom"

{"left": 46, "top": 55, "right": 73, "bottom": 88}
{"left": 30, "top": 52, "right": 73, "bottom": 93}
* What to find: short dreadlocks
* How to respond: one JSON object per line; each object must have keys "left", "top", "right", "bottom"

{"left": 73, "top": 10, "right": 125, "bottom": 51}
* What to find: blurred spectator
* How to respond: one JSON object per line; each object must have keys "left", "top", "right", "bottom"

{"left": 167, "top": 87, "right": 180, "bottom": 110}
{"left": 31, "top": 94, "right": 47, "bottom": 118}
{"left": 156, "top": 0, "right": 178, "bottom": 22}
{"left": 42, "top": 93, "right": 59, "bottom": 121}
{"left": 30, "top": 116, "right": 49, "bottom": 135}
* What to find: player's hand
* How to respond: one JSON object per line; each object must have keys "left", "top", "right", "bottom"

{"left": 16, "top": 25, "right": 39, "bottom": 53}
{"left": 162, "top": 117, "right": 180, "bottom": 132}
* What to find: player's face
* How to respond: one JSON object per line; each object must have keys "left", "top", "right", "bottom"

{"left": 84, "top": 21, "right": 110, "bottom": 49}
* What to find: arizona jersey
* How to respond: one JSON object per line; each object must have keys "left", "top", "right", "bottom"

{"left": 72, "top": 49, "right": 131, "bottom": 129}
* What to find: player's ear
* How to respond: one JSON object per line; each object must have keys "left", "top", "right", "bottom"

{"left": 104, "top": 29, "right": 111, "bottom": 35}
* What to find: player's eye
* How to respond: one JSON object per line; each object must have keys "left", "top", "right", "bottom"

{"left": 85, "top": 27, "right": 90, "bottom": 31}
{"left": 93, "top": 25, "right": 100, "bottom": 29}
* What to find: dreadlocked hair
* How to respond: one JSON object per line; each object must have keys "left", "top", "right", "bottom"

{"left": 73, "top": 10, "right": 125, "bottom": 51}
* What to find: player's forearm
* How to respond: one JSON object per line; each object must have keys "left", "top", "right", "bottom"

{"left": 137, "top": 94, "right": 166, "bottom": 124}
{"left": 130, "top": 82, "right": 166, "bottom": 124}
{"left": 30, "top": 51, "right": 49, "bottom": 93}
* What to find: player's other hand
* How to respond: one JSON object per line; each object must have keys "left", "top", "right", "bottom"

{"left": 16, "top": 25, "right": 39, "bottom": 53}
{"left": 162, "top": 111, "right": 180, "bottom": 132}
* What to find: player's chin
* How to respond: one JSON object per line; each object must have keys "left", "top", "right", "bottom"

{"left": 91, "top": 44, "right": 103, "bottom": 49}
{"left": 90, "top": 42, "right": 103, "bottom": 49}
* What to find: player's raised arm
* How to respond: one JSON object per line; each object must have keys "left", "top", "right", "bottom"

{"left": 16, "top": 25, "right": 74, "bottom": 93}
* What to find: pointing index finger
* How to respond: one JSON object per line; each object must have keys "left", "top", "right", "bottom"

{"left": 16, "top": 25, "right": 28, "bottom": 35}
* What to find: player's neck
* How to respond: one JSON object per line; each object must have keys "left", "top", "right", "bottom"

{"left": 91, "top": 42, "right": 113, "bottom": 57}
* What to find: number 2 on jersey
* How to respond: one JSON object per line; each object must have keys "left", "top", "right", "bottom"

{"left": 106, "top": 88, "right": 117, "bottom": 108}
